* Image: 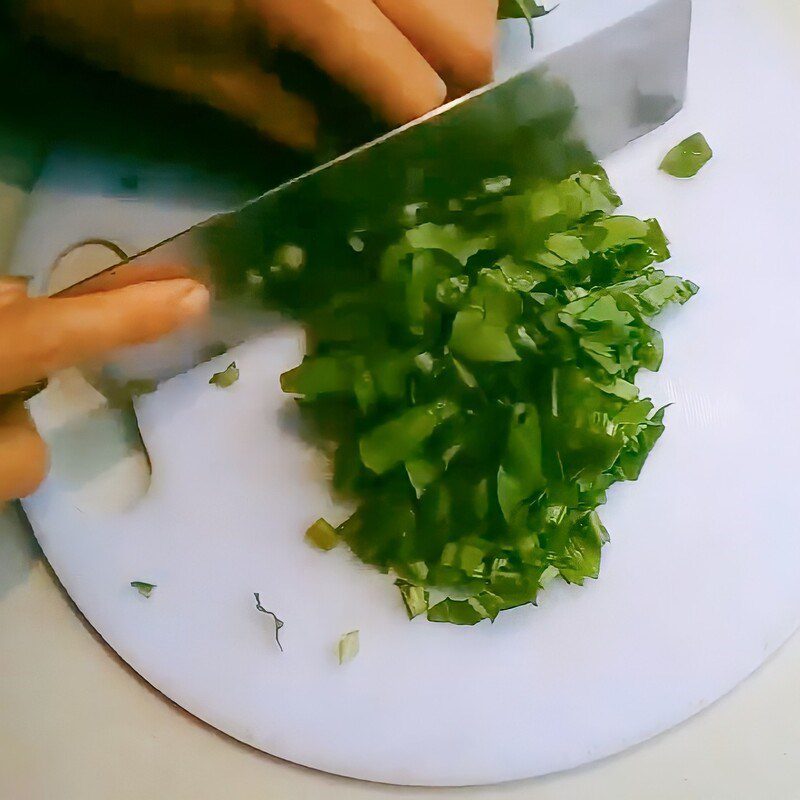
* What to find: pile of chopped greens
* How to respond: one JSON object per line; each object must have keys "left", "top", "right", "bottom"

{"left": 280, "top": 166, "right": 697, "bottom": 625}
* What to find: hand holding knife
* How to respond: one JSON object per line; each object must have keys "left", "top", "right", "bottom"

{"left": 0, "top": 275, "right": 209, "bottom": 502}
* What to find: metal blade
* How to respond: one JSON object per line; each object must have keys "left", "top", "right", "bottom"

{"left": 66, "top": 0, "right": 690, "bottom": 384}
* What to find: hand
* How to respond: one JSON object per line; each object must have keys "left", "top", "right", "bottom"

{"left": 17, "top": 0, "right": 499, "bottom": 150}
{"left": 0, "top": 277, "right": 209, "bottom": 502}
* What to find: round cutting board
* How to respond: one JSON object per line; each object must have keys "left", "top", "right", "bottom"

{"left": 18, "top": 0, "right": 800, "bottom": 786}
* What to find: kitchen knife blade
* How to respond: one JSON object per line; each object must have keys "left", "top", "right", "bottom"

{"left": 57, "top": 0, "right": 691, "bottom": 384}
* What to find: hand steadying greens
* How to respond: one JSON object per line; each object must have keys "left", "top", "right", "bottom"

{"left": 283, "top": 167, "right": 697, "bottom": 625}
{"left": 15, "top": 0, "right": 501, "bottom": 150}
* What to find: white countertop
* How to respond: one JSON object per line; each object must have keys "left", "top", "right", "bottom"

{"left": 2, "top": 2, "right": 800, "bottom": 796}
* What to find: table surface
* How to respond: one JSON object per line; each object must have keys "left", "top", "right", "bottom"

{"left": 2, "top": 2, "right": 800, "bottom": 796}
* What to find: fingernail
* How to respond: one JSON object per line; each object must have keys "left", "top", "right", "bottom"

{"left": 176, "top": 284, "right": 211, "bottom": 322}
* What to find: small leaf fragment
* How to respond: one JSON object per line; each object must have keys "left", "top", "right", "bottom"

{"left": 497, "top": 0, "right": 555, "bottom": 47}
{"left": 359, "top": 401, "right": 458, "bottom": 475}
{"left": 660, "top": 133, "right": 713, "bottom": 178}
{"left": 210, "top": 362, "right": 240, "bottom": 388}
{"left": 305, "top": 518, "right": 340, "bottom": 551}
{"left": 337, "top": 630, "right": 360, "bottom": 664}
{"left": 396, "top": 580, "right": 429, "bottom": 619}
{"left": 405, "top": 457, "right": 442, "bottom": 498}
{"left": 449, "top": 310, "right": 520, "bottom": 362}
{"left": 280, "top": 357, "right": 352, "bottom": 398}
{"left": 406, "top": 223, "right": 494, "bottom": 265}
{"left": 427, "top": 592, "right": 503, "bottom": 625}
{"left": 497, "top": 404, "right": 545, "bottom": 523}
{"left": 269, "top": 243, "right": 305, "bottom": 275}
{"left": 254, "top": 593, "right": 284, "bottom": 652}
{"left": 131, "top": 581, "right": 156, "bottom": 598}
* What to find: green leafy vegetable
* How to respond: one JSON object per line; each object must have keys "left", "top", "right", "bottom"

{"left": 396, "top": 580, "right": 429, "bottom": 619}
{"left": 270, "top": 243, "right": 305, "bottom": 275}
{"left": 305, "top": 518, "right": 340, "bottom": 551}
{"left": 359, "top": 401, "right": 458, "bottom": 475}
{"left": 210, "top": 362, "right": 240, "bottom": 388}
{"left": 497, "top": 404, "right": 545, "bottom": 523}
{"left": 254, "top": 593, "right": 284, "bottom": 652}
{"left": 131, "top": 581, "right": 156, "bottom": 598}
{"left": 278, "top": 166, "right": 696, "bottom": 625}
{"left": 497, "top": 0, "right": 555, "bottom": 46}
{"left": 427, "top": 592, "right": 504, "bottom": 624}
{"left": 660, "top": 133, "right": 713, "bottom": 178}
{"left": 337, "top": 630, "right": 360, "bottom": 664}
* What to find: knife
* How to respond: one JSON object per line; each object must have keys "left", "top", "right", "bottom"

{"left": 50, "top": 0, "right": 691, "bottom": 387}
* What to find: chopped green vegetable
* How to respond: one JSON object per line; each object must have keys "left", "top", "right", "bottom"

{"left": 660, "top": 133, "right": 713, "bottom": 178}
{"left": 130, "top": 581, "right": 156, "bottom": 598}
{"left": 497, "top": 0, "right": 555, "bottom": 46}
{"left": 254, "top": 593, "right": 284, "bottom": 652}
{"left": 305, "top": 518, "right": 340, "bottom": 551}
{"left": 270, "top": 243, "right": 305, "bottom": 275}
{"left": 406, "top": 224, "right": 494, "bottom": 266}
{"left": 210, "top": 362, "right": 240, "bottom": 388}
{"left": 497, "top": 404, "right": 545, "bottom": 524}
{"left": 359, "top": 401, "right": 458, "bottom": 475}
{"left": 277, "top": 165, "right": 696, "bottom": 625}
{"left": 337, "top": 630, "right": 360, "bottom": 664}
{"left": 281, "top": 357, "right": 353, "bottom": 398}
{"left": 428, "top": 592, "right": 503, "bottom": 625}
{"left": 396, "top": 580, "right": 429, "bottom": 619}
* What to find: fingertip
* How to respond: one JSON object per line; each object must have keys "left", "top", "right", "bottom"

{"left": 123, "top": 278, "right": 210, "bottom": 324}
{"left": 100, "top": 278, "right": 210, "bottom": 343}
{"left": 390, "top": 71, "right": 447, "bottom": 126}
{"left": 18, "top": 433, "right": 49, "bottom": 499}
{"left": 435, "top": 17, "right": 497, "bottom": 91}
{"left": 374, "top": 0, "right": 497, "bottom": 95}
{"left": 0, "top": 424, "right": 49, "bottom": 502}
{"left": 424, "top": 72, "right": 449, "bottom": 115}
{"left": 175, "top": 283, "right": 211, "bottom": 323}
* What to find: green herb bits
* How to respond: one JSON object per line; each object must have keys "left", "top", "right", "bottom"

{"left": 280, "top": 167, "right": 697, "bottom": 625}
{"left": 660, "top": 133, "right": 713, "bottom": 178}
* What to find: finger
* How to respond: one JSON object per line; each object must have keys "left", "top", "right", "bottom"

{"left": 0, "top": 277, "right": 30, "bottom": 309}
{"left": 0, "top": 278, "right": 209, "bottom": 394}
{"left": 252, "top": 0, "right": 447, "bottom": 125}
{"left": 110, "top": 47, "right": 319, "bottom": 151}
{"left": 20, "top": 0, "right": 320, "bottom": 149}
{"left": 201, "top": 66, "right": 320, "bottom": 151}
{"left": 374, "top": 0, "right": 498, "bottom": 91}
{"left": 141, "top": 57, "right": 319, "bottom": 150}
{"left": 0, "top": 401, "right": 48, "bottom": 502}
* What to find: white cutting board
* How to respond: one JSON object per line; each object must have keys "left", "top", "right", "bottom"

{"left": 14, "top": 0, "right": 800, "bottom": 787}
